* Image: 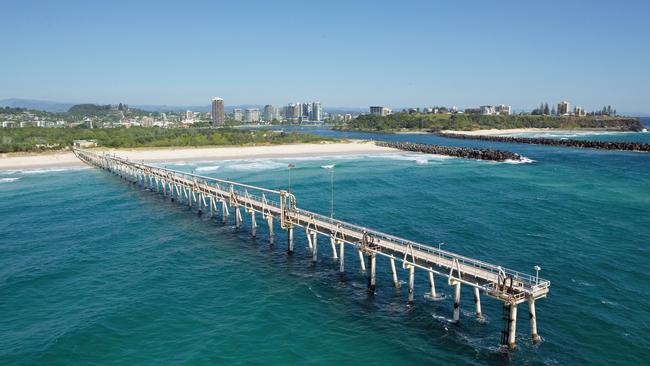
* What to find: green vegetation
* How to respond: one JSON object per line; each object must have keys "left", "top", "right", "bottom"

{"left": 0, "top": 127, "right": 334, "bottom": 153}
{"left": 338, "top": 113, "right": 643, "bottom": 132}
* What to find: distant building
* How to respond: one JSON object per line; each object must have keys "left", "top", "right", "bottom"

{"left": 233, "top": 108, "right": 243, "bottom": 121}
{"left": 557, "top": 101, "right": 570, "bottom": 116}
{"left": 73, "top": 139, "right": 98, "bottom": 148}
{"left": 310, "top": 102, "right": 322, "bottom": 121}
{"left": 495, "top": 104, "right": 512, "bottom": 115}
{"left": 263, "top": 105, "right": 278, "bottom": 121}
{"left": 186, "top": 110, "right": 193, "bottom": 120}
{"left": 480, "top": 105, "right": 496, "bottom": 115}
{"left": 141, "top": 116, "right": 154, "bottom": 127}
{"left": 284, "top": 103, "right": 301, "bottom": 123}
{"left": 344, "top": 113, "right": 353, "bottom": 121}
{"left": 574, "top": 106, "right": 586, "bottom": 116}
{"left": 464, "top": 108, "right": 481, "bottom": 114}
{"left": 244, "top": 109, "right": 260, "bottom": 123}
{"left": 211, "top": 97, "right": 225, "bottom": 125}
{"left": 370, "top": 106, "right": 392, "bottom": 116}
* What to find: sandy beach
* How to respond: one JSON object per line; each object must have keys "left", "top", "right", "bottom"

{"left": 440, "top": 128, "right": 619, "bottom": 136}
{"left": 0, "top": 141, "right": 396, "bottom": 170}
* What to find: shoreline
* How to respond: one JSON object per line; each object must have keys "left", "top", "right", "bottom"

{"left": 440, "top": 128, "right": 635, "bottom": 136}
{"left": 0, "top": 141, "right": 397, "bottom": 170}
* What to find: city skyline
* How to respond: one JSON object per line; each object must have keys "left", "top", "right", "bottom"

{"left": 1, "top": 0, "right": 650, "bottom": 112}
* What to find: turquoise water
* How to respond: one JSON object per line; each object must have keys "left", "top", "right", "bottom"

{"left": 2, "top": 126, "right": 650, "bottom": 365}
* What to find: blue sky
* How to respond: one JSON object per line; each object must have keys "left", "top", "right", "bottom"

{"left": 1, "top": 0, "right": 649, "bottom": 112}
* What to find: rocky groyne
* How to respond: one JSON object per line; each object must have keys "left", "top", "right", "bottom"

{"left": 377, "top": 141, "right": 524, "bottom": 162}
{"left": 436, "top": 133, "right": 650, "bottom": 152}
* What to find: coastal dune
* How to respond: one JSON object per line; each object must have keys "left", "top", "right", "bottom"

{"left": 0, "top": 141, "right": 397, "bottom": 170}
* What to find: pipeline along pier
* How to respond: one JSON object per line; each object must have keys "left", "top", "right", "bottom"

{"left": 73, "top": 148, "right": 550, "bottom": 350}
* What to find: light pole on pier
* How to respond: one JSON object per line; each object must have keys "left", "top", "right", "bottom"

{"left": 534, "top": 265, "right": 541, "bottom": 284}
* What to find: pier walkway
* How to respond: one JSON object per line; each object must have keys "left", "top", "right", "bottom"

{"left": 74, "top": 148, "right": 550, "bottom": 350}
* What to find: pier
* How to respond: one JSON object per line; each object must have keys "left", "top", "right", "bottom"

{"left": 73, "top": 148, "right": 550, "bottom": 350}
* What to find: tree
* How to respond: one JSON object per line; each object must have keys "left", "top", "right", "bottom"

{"left": 551, "top": 107, "right": 556, "bottom": 115}
{"left": 544, "top": 103, "right": 550, "bottom": 115}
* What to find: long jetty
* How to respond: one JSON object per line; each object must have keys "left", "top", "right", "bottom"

{"left": 73, "top": 148, "right": 550, "bottom": 350}
{"left": 437, "top": 132, "right": 650, "bottom": 152}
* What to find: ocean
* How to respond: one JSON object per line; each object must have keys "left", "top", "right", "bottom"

{"left": 1, "top": 122, "right": 649, "bottom": 365}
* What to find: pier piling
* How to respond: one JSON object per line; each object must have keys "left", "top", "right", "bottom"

{"left": 287, "top": 227, "right": 294, "bottom": 254}
{"left": 390, "top": 257, "right": 399, "bottom": 288}
{"left": 367, "top": 253, "right": 376, "bottom": 292}
{"left": 408, "top": 265, "right": 415, "bottom": 303}
{"left": 529, "top": 297, "right": 541, "bottom": 343}
{"left": 474, "top": 287, "right": 483, "bottom": 319}
{"left": 453, "top": 281, "right": 461, "bottom": 322}
{"left": 428, "top": 271, "right": 436, "bottom": 299}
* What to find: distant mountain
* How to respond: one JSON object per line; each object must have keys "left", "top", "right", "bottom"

{"left": 0, "top": 98, "right": 75, "bottom": 112}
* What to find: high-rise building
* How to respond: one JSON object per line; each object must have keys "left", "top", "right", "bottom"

{"left": 557, "top": 101, "right": 570, "bottom": 116}
{"left": 302, "top": 103, "right": 311, "bottom": 119}
{"left": 233, "top": 108, "right": 243, "bottom": 121}
{"left": 211, "top": 97, "right": 224, "bottom": 125}
{"left": 574, "top": 106, "right": 586, "bottom": 116}
{"left": 263, "top": 105, "right": 278, "bottom": 121}
{"left": 244, "top": 109, "right": 260, "bottom": 123}
{"left": 370, "top": 106, "right": 392, "bottom": 116}
{"left": 310, "top": 102, "right": 322, "bottom": 121}
{"left": 284, "top": 103, "right": 301, "bottom": 123}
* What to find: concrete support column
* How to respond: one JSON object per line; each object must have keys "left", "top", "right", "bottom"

{"left": 209, "top": 196, "right": 214, "bottom": 217}
{"left": 235, "top": 207, "right": 242, "bottom": 229}
{"left": 453, "top": 281, "right": 461, "bottom": 322}
{"left": 367, "top": 253, "right": 376, "bottom": 293}
{"left": 250, "top": 212, "right": 257, "bottom": 237}
{"left": 311, "top": 231, "right": 318, "bottom": 262}
{"left": 330, "top": 237, "right": 338, "bottom": 260}
{"left": 428, "top": 271, "right": 436, "bottom": 299}
{"left": 287, "top": 227, "right": 294, "bottom": 254}
{"left": 529, "top": 297, "right": 541, "bottom": 343}
{"left": 267, "top": 216, "right": 274, "bottom": 244}
{"left": 390, "top": 257, "right": 399, "bottom": 288}
{"left": 222, "top": 202, "right": 229, "bottom": 224}
{"left": 358, "top": 249, "right": 366, "bottom": 272}
{"left": 508, "top": 303, "right": 518, "bottom": 350}
{"left": 339, "top": 240, "right": 345, "bottom": 272}
{"left": 408, "top": 265, "right": 415, "bottom": 303}
{"left": 474, "top": 287, "right": 483, "bottom": 319}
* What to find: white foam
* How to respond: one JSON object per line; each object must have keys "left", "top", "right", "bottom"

{"left": 4, "top": 166, "right": 88, "bottom": 175}
{"left": 0, "top": 177, "right": 20, "bottom": 183}
{"left": 225, "top": 160, "right": 288, "bottom": 171}
{"left": 195, "top": 165, "right": 220, "bottom": 172}
{"left": 504, "top": 157, "right": 536, "bottom": 164}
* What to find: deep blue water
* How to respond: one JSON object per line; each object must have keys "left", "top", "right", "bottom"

{"left": 1, "top": 125, "right": 649, "bottom": 365}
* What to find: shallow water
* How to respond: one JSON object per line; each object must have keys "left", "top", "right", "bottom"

{"left": 1, "top": 124, "right": 649, "bottom": 365}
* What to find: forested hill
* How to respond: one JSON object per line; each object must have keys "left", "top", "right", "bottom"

{"left": 339, "top": 113, "right": 643, "bottom": 132}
